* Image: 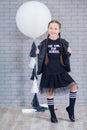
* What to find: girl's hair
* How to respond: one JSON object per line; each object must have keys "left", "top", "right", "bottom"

{"left": 48, "top": 20, "right": 61, "bottom": 29}
{"left": 45, "top": 20, "right": 65, "bottom": 66}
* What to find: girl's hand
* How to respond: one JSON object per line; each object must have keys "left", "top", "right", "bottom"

{"left": 67, "top": 47, "right": 71, "bottom": 53}
{"left": 36, "top": 48, "right": 40, "bottom": 55}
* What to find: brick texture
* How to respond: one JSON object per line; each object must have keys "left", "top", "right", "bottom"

{"left": 0, "top": 0, "right": 87, "bottom": 106}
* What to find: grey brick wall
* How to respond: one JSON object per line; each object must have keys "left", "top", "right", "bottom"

{"left": 0, "top": 0, "right": 87, "bottom": 106}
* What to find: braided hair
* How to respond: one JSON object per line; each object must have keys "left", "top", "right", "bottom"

{"left": 45, "top": 20, "right": 65, "bottom": 66}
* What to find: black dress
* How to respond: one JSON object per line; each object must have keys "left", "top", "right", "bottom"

{"left": 39, "top": 38, "right": 77, "bottom": 93}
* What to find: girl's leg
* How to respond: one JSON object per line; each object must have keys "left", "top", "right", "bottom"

{"left": 47, "top": 88, "right": 58, "bottom": 123}
{"left": 66, "top": 83, "right": 78, "bottom": 122}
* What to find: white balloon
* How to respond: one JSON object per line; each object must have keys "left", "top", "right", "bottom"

{"left": 16, "top": 1, "right": 51, "bottom": 39}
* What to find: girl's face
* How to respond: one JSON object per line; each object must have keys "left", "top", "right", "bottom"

{"left": 48, "top": 22, "right": 60, "bottom": 38}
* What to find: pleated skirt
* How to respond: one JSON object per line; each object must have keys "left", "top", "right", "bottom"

{"left": 39, "top": 71, "right": 77, "bottom": 94}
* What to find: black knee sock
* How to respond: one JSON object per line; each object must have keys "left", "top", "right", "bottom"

{"left": 69, "top": 91, "right": 77, "bottom": 115}
{"left": 47, "top": 98, "right": 56, "bottom": 118}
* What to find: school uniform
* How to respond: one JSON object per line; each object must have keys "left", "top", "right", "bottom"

{"left": 37, "top": 37, "right": 78, "bottom": 122}
{"left": 37, "top": 38, "right": 77, "bottom": 93}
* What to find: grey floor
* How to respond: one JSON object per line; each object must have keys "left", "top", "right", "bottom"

{"left": 0, "top": 106, "right": 87, "bottom": 130}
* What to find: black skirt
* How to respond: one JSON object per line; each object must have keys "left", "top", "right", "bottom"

{"left": 39, "top": 38, "right": 77, "bottom": 93}
{"left": 39, "top": 71, "right": 77, "bottom": 94}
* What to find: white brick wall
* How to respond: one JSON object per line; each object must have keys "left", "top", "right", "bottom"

{"left": 0, "top": 0, "right": 87, "bottom": 106}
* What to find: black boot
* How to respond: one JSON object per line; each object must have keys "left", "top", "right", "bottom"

{"left": 66, "top": 106, "right": 75, "bottom": 122}
{"left": 48, "top": 105, "right": 58, "bottom": 123}
{"left": 66, "top": 92, "right": 77, "bottom": 122}
{"left": 47, "top": 98, "right": 58, "bottom": 123}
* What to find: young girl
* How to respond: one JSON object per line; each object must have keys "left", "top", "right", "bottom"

{"left": 36, "top": 20, "right": 78, "bottom": 123}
